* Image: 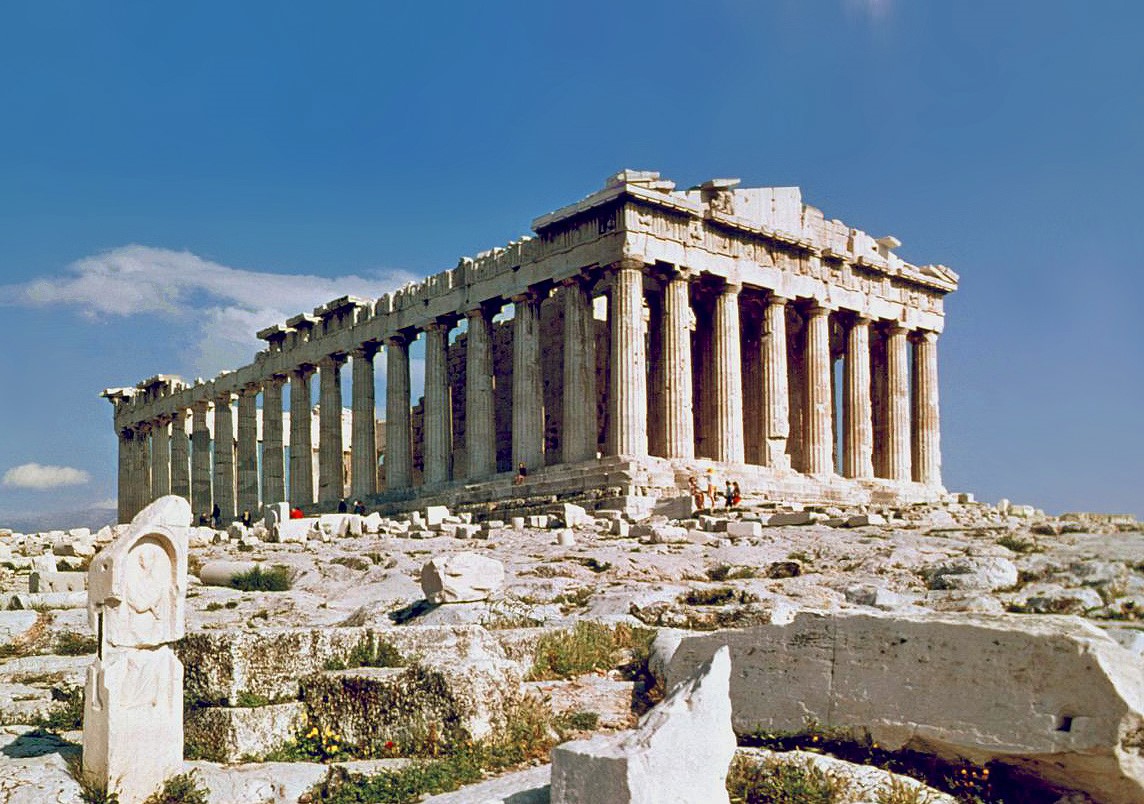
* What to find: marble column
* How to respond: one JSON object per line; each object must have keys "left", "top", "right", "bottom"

{"left": 512, "top": 290, "right": 545, "bottom": 472}
{"left": 150, "top": 417, "right": 171, "bottom": 500}
{"left": 912, "top": 330, "right": 942, "bottom": 486}
{"left": 606, "top": 261, "right": 648, "bottom": 458}
{"left": 261, "top": 376, "right": 286, "bottom": 505}
{"left": 190, "top": 400, "right": 212, "bottom": 517}
{"left": 843, "top": 315, "right": 875, "bottom": 479}
{"left": 646, "top": 291, "right": 665, "bottom": 457}
{"left": 885, "top": 324, "right": 912, "bottom": 482}
{"left": 424, "top": 321, "right": 453, "bottom": 485}
{"left": 385, "top": 335, "right": 413, "bottom": 490}
{"left": 117, "top": 429, "right": 132, "bottom": 523}
{"left": 350, "top": 345, "right": 378, "bottom": 499}
{"left": 170, "top": 409, "right": 190, "bottom": 501}
{"left": 318, "top": 354, "right": 346, "bottom": 504}
{"left": 711, "top": 281, "right": 744, "bottom": 463}
{"left": 661, "top": 269, "right": 694, "bottom": 459}
{"left": 213, "top": 393, "right": 236, "bottom": 521}
{"left": 236, "top": 385, "right": 260, "bottom": 515}
{"left": 562, "top": 279, "right": 597, "bottom": 464}
{"left": 803, "top": 304, "right": 834, "bottom": 476}
{"left": 466, "top": 306, "right": 497, "bottom": 479}
{"left": 289, "top": 366, "right": 315, "bottom": 507}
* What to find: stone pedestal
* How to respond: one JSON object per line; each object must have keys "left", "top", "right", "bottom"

{"left": 385, "top": 336, "right": 413, "bottom": 490}
{"left": 318, "top": 354, "right": 346, "bottom": 503}
{"left": 843, "top": 316, "right": 874, "bottom": 479}
{"left": 424, "top": 321, "right": 453, "bottom": 485}
{"left": 512, "top": 291, "right": 544, "bottom": 472}
{"left": 351, "top": 346, "right": 378, "bottom": 499}
{"left": 261, "top": 377, "right": 286, "bottom": 506}
{"left": 466, "top": 307, "right": 497, "bottom": 479}
{"left": 236, "top": 387, "right": 259, "bottom": 516}
{"left": 84, "top": 503, "right": 188, "bottom": 802}
{"left": 289, "top": 366, "right": 315, "bottom": 507}
{"left": 912, "top": 330, "right": 942, "bottom": 486}
{"left": 562, "top": 280, "right": 597, "bottom": 464}
{"left": 607, "top": 262, "right": 648, "bottom": 458}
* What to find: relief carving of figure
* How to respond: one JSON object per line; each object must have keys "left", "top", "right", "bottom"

{"left": 122, "top": 537, "right": 174, "bottom": 645}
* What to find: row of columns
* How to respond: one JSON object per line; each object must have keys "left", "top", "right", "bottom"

{"left": 116, "top": 260, "right": 943, "bottom": 523}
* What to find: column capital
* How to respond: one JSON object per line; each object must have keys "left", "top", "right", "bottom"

{"left": 290, "top": 363, "right": 316, "bottom": 379}
{"left": 239, "top": 383, "right": 260, "bottom": 398}
{"left": 385, "top": 332, "right": 412, "bottom": 349}
{"left": 510, "top": 286, "right": 547, "bottom": 305}
{"left": 911, "top": 328, "right": 939, "bottom": 344}
{"left": 318, "top": 352, "right": 347, "bottom": 369}
{"left": 882, "top": 319, "right": 909, "bottom": 334}
{"left": 609, "top": 257, "right": 645, "bottom": 273}
{"left": 849, "top": 312, "right": 874, "bottom": 326}
{"left": 212, "top": 390, "right": 234, "bottom": 405}
{"left": 424, "top": 315, "right": 458, "bottom": 333}
{"left": 766, "top": 292, "right": 792, "bottom": 307}
{"left": 350, "top": 341, "right": 380, "bottom": 360}
{"left": 719, "top": 278, "right": 743, "bottom": 296}
{"left": 192, "top": 398, "right": 210, "bottom": 413}
{"left": 805, "top": 301, "right": 835, "bottom": 317}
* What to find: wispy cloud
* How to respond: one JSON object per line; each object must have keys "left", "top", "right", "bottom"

{"left": 845, "top": 0, "right": 893, "bottom": 19}
{"left": 3, "top": 463, "right": 91, "bottom": 489}
{"left": 3, "top": 245, "right": 416, "bottom": 376}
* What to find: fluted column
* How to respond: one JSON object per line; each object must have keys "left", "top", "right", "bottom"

{"left": 606, "top": 261, "right": 648, "bottom": 458}
{"left": 711, "top": 280, "right": 744, "bottom": 463}
{"left": 385, "top": 335, "right": 413, "bottom": 490}
{"left": 661, "top": 268, "right": 694, "bottom": 459}
{"left": 151, "top": 417, "right": 171, "bottom": 499}
{"left": 116, "top": 429, "right": 132, "bottom": 523}
{"left": 912, "top": 330, "right": 942, "bottom": 486}
{"left": 843, "top": 316, "right": 874, "bottom": 479}
{"left": 885, "top": 323, "right": 912, "bottom": 482}
{"left": 289, "top": 366, "right": 315, "bottom": 507}
{"left": 350, "top": 345, "right": 378, "bottom": 499}
{"left": 466, "top": 306, "right": 497, "bottom": 478}
{"left": 424, "top": 321, "right": 453, "bottom": 485}
{"left": 236, "top": 385, "right": 260, "bottom": 515}
{"left": 804, "top": 304, "right": 834, "bottom": 475}
{"left": 213, "top": 392, "right": 236, "bottom": 521}
{"left": 190, "top": 400, "right": 212, "bottom": 517}
{"left": 262, "top": 376, "right": 286, "bottom": 504}
{"left": 512, "top": 290, "right": 545, "bottom": 471}
{"left": 170, "top": 409, "right": 190, "bottom": 500}
{"left": 318, "top": 354, "right": 346, "bottom": 503}
{"left": 132, "top": 424, "right": 152, "bottom": 517}
{"left": 562, "top": 279, "right": 597, "bottom": 464}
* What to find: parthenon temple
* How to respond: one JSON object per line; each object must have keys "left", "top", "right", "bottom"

{"left": 103, "top": 170, "right": 959, "bottom": 523}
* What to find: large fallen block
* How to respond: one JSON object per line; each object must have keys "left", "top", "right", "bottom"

{"left": 420, "top": 552, "right": 504, "bottom": 604}
{"left": 551, "top": 646, "right": 734, "bottom": 804}
{"left": 185, "top": 701, "right": 306, "bottom": 762}
{"left": 658, "top": 611, "right": 1144, "bottom": 804}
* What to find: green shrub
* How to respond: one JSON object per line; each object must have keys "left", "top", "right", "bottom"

{"left": 142, "top": 771, "right": 209, "bottom": 804}
{"left": 876, "top": 775, "right": 937, "bottom": 804}
{"left": 323, "top": 637, "right": 404, "bottom": 672}
{"left": 55, "top": 631, "right": 97, "bottom": 656}
{"left": 707, "top": 564, "right": 757, "bottom": 581}
{"left": 230, "top": 564, "right": 292, "bottom": 592}
{"left": 35, "top": 685, "right": 84, "bottom": 732}
{"left": 726, "top": 754, "right": 850, "bottom": 804}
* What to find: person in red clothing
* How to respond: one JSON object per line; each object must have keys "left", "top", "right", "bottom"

{"left": 290, "top": 507, "right": 304, "bottom": 519}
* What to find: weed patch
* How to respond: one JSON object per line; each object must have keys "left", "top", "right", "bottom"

{"left": 726, "top": 754, "right": 850, "bottom": 803}
{"left": 55, "top": 631, "right": 97, "bottom": 656}
{"left": 35, "top": 685, "right": 84, "bottom": 732}
{"left": 142, "top": 771, "right": 209, "bottom": 804}
{"left": 707, "top": 564, "right": 757, "bottom": 582}
{"left": 230, "top": 564, "right": 292, "bottom": 592}
{"left": 680, "top": 587, "right": 756, "bottom": 606}
{"left": 323, "top": 637, "right": 405, "bottom": 672}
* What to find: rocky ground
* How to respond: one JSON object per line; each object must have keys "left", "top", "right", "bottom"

{"left": 0, "top": 495, "right": 1141, "bottom": 803}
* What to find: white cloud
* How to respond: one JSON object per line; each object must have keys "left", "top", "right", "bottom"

{"left": 2, "top": 245, "right": 417, "bottom": 376}
{"left": 3, "top": 463, "right": 91, "bottom": 490}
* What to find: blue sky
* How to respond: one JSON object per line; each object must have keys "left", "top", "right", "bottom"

{"left": 0, "top": 0, "right": 1140, "bottom": 524}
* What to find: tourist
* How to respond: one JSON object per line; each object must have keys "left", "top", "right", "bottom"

{"left": 353, "top": 499, "right": 366, "bottom": 515}
{"left": 514, "top": 462, "right": 528, "bottom": 485}
{"left": 337, "top": 498, "right": 348, "bottom": 513}
{"left": 732, "top": 481, "right": 742, "bottom": 509}
{"left": 725, "top": 481, "right": 735, "bottom": 510}
{"left": 688, "top": 476, "right": 704, "bottom": 513}
{"left": 289, "top": 506, "right": 304, "bottom": 519}
{"left": 705, "top": 468, "right": 719, "bottom": 510}
{"left": 241, "top": 510, "right": 252, "bottom": 527}
{"left": 211, "top": 502, "right": 221, "bottom": 529}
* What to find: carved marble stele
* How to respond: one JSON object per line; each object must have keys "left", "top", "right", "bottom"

{"left": 83, "top": 503, "right": 188, "bottom": 803}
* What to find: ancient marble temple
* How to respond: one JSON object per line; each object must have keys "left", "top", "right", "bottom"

{"left": 104, "top": 171, "right": 958, "bottom": 523}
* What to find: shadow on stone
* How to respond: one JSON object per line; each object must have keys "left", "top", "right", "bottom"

{"left": 389, "top": 599, "right": 439, "bottom": 624}
{"left": 1, "top": 728, "right": 80, "bottom": 759}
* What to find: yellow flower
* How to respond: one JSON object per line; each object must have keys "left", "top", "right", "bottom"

{"left": 307, "top": 727, "right": 319, "bottom": 739}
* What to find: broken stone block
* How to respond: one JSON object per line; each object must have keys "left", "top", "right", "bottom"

{"left": 925, "top": 556, "right": 1018, "bottom": 591}
{"left": 8, "top": 591, "right": 87, "bottom": 610}
{"left": 131, "top": 494, "right": 193, "bottom": 528}
{"left": 31, "top": 553, "right": 58, "bottom": 574}
{"left": 454, "top": 524, "right": 481, "bottom": 539}
{"left": 725, "top": 521, "right": 762, "bottom": 538}
{"left": 660, "top": 611, "right": 1144, "bottom": 804}
{"left": 420, "top": 552, "right": 505, "bottom": 604}
{"left": 275, "top": 518, "right": 317, "bottom": 543}
{"left": 511, "top": 517, "right": 525, "bottom": 531}
{"left": 426, "top": 505, "right": 451, "bottom": 528}
{"left": 551, "top": 645, "right": 735, "bottom": 804}
{"left": 0, "top": 610, "right": 39, "bottom": 644}
{"left": 185, "top": 701, "right": 306, "bottom": 763}
{"left": 551, "top": 503, "right": 591, "bottom": 528}
{"left": 612, "top": 519, "right": 630, "bottom": 538}
{"left": 29, "top": 571, "right": 86, "bottom": 594}
{"left": 527, "top": 515, "right": 550, "bottom": 529}
{"left": 198, "top": 560, "right": 259, "bottom": 587}
{"left": 844, "top": 513, "right": 887, "bottom": 528}
{"left": 556, "top": 530, "right": 576, "bottom": 547}
{"left": 766, "top": 511, "right": 814, "bottom": 526}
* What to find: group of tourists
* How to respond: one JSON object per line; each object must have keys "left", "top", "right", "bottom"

{"left": 688, "top": 469, "right": 741, "bottom": 513}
